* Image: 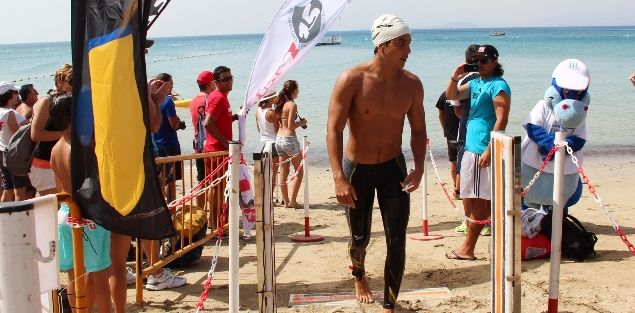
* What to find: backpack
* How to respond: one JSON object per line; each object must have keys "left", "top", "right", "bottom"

{"left": 192, "top": 96, "right": 207, "bottom": 153}
{"left": 3, "top": 124, "right": 39, "bottom": 176}
{"left": 167, "top": 205, "right": 208, "bottom": 267}
{"left": 540, "top": 212, "right": 597, "bottom": 261}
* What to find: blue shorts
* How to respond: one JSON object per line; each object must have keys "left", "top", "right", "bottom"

{"left": 58, "top": 203, "right": 111, "bottom": 272}
{"left": 275, "top": 136, "right": 301, "bottom": 157}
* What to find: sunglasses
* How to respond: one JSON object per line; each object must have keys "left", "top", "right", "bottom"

{"left": 477, "top": 57, "right": 492, "bottom": 65}
{"left": 217, "top": 76, "right": 233, "bottom": 83}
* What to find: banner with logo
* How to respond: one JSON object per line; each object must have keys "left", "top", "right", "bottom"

{"left": 71, "top": 0, "right": 175, "bottom": 239}
{"left": 239, "top": 0, "right": 351, "bottom": 144}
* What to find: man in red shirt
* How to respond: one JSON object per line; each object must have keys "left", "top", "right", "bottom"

{"left": 190, "top": 71, "right": 215, "bottom": 177}
{"left": 203, "top": 65, "right": 238, "bottom": 152}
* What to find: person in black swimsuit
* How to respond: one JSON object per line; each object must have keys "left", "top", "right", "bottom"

{"left": 327, "top": 14, "right": 426, "bottom": 312}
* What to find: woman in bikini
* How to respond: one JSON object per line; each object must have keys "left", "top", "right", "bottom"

{"left": 274, "top": 80, "right": 307, "bottom": 208}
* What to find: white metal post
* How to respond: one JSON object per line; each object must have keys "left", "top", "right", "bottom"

{"left": 0, "top": 203, "right": 42, "bottom": 313}
{"left": 410, "top": 144, "right": 442, "bottom": 241}
{"left": 291, "top": 136, "right": 323, "bottom": 242}
{"left": 229, "top": 142, "right": 240, "bottom": 313}
{"left": 302, "top": 136, "right": 310, "bottom": 236}
{"left": 548, "top": 132, "right": 566, "bottom": 313}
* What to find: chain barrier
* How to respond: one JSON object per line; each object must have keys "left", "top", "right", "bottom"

{"left": 275, "top": 142, "right": 309, "bottom": 187}
{"left": 195, "top": 169, "right": 231, "bottom": 312}
{"left": 518, "top": 141, "right": 635, "bottom": 255}
{"left": 167, "top": 156, "right": 230, "bottom": 210}
{"left": 426, "top": 140, "right": 491, "bottom": 225}
{"left": 66, "top": 216, "right": 97, "bottom": 230}
{"left": 564, "top": 144, "right": 635, "bottom": 255}
{"left": 520, "top": 143, "right": 562, "bottom": 197}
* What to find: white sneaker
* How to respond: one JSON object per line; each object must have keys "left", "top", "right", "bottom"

{"left": 145, "top": 268, "right": 187, "bottom": 291}
{"left": 126, "top": 267, "right": 136, "bottom": 285}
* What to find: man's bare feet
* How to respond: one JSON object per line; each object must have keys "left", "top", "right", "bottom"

{"left": 355, "top": 276, "right": 374, "bottom": 304}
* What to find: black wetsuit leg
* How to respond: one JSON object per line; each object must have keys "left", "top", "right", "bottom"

{"left": 376, "top": 154, "right": 409, "bottom": 309}
{"left": 343, "top": 157, "right": 374, "bottom": 279}
{"left": 343, "top": 155, "right": 410, "bottom": 309}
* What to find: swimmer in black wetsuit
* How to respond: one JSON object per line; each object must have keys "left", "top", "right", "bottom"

{"left": 327, "top": 14, "right": 426, "bottom": 312}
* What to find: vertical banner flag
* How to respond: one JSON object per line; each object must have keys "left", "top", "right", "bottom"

{"left": 147, "top": 0, "right": 171, "bottom": 30}
{"left": 71, "top": 0, "right": 175, "bottom": 239}
{"left": 239, "top": 0, "right": 351, "bottom": 144}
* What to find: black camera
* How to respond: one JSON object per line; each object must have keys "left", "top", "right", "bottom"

{"left": 463, "top": 63, "right": 479, "bottom": 72}
{"left": 177, "top": 120, "right": 186, "bottom": 130}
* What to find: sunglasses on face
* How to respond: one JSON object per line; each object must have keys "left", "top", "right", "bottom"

{"left": 477, "top": 57, "right": 492, "bottom": 65}
{"left": 217, "top": 76, "right": 233, "bottom": 83}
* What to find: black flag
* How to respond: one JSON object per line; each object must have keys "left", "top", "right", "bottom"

{"left": 71, "top": 0, "right": 175, "bottom": 239}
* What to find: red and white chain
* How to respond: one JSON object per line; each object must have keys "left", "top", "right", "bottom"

{"left": 426, "top": 140, "right": 490, "bottom": 225}
{"left": 520, "top": 143, "right": 563, "bottom": 197}
{"left": 564, "top": 144, "right": 635, "bottom": 255}
{"left": 167, "top": 157, "right": 230, "bottom": 210}
{"left": 195, "top": 173, "right": 231, "bottom": 312}
{"left": 275, "top": 143, "right": 309, "bottom": 187}
{"left": 66, "top": 216, "right": 97, "bottom": 230}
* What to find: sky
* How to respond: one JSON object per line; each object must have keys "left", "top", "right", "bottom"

{"left": 1, "top": 0, "right": 634, "bottom": 44}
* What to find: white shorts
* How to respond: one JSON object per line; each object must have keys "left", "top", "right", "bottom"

{"left": 460, "top": 151, "right": 491, "bottom": 200}
{"left": 29, "top": 165, "right": 56, "bottom": 192}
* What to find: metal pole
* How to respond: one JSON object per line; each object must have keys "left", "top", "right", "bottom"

{"left": 291, "top": 136, "right": 323, "bottom": 242}
{"left": 229, "top": 142, "right": 240, "bottom": 313}
{"left": 410, "top": 144, "right": 442, "bottom": 241}
{"left": 302, "top": 136, "right": 310, "bottom": 237}
{"left": 548, "top": 132, "right": 566, "bottom": 313}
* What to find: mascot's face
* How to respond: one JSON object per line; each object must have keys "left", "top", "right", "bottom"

{"left": 545, "top": 86, "right": 590, "bottom": 129}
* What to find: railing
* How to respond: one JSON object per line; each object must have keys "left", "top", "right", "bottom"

{"left": 134, "top": 150, "right": 230, "bottom": 304}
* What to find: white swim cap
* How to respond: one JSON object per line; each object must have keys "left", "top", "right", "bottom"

{"left": 371, "top": 14, "right": 410, "bottom": 47}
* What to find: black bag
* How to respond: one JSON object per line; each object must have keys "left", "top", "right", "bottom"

{"left": 540, "top": 212, "right": 597, "bottom": 261}
{"left": 169, "top": 222, "right": 207, "bottom": 268}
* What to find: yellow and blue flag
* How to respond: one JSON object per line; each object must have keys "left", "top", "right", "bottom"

{"left": 71, "top": 0, "right": 175, "bottom": 239}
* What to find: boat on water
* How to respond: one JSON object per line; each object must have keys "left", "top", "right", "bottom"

{"left": 490, "top": 31, "right": 506, "bottom": 36}
{"left": 316, "top": 35, "right": 341, "bottom": 46}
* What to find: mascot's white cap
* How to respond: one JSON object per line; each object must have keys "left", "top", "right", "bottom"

{"left": 552, "top": 59, "right": 590, "bottom": 91}
{"left": 371, "top": 14, "right": 410, "bottom": 47}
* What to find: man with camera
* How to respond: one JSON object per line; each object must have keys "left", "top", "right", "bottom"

{"left": 152, "top": 72, "right": 185, "bottom": 202}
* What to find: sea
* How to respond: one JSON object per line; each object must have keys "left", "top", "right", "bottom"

{"left": 2, "top": 26, "right": 635, "bottom": 165}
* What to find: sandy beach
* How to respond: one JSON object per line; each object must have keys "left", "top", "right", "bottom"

{"left": 116, "top": 153, "right": 635, "bottom": 313}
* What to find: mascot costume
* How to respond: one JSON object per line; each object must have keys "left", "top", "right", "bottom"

{"left": 519, "top": 59, "right": 590, "bottom": 257}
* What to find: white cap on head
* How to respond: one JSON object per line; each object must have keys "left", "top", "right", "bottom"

{"left": 0, "top": 81, "right": 19, "bottom": 95}
{"left": 260, "top": 90, "right": 277, "bottom": 102}
{"left": 371, "top": 14, "right": 410, "bottom": 47}
{"left": 552, "top": 59, "right": 590, "bottom": 91}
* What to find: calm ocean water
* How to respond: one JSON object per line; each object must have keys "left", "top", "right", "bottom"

{"left": 2, "top": 26, "right": 635, "bottom": 165}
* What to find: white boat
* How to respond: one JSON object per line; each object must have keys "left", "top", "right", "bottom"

{"left": 316, "top": 35, "right": 341, "bottom": 46}
{"left": 490, "top": 31, "right": 506, "bottom": 36}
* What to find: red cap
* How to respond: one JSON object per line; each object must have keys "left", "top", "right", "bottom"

{"left": 197, "top": 71, "right": 214, "bottom": 85}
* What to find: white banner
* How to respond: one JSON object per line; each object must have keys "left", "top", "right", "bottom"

{"left": 239, "top": 0, "right": 350, "bottom": 144}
